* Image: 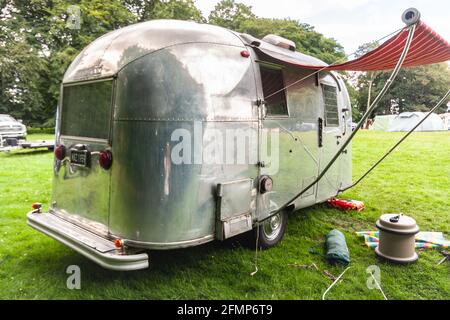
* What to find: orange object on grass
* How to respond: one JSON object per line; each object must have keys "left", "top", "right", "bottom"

{"left": 328, "top": 198, "right": 365, "bottom": 211}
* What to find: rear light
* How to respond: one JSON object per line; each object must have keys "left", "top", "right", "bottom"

{"left": 99, "top": 150, "right": 113, "bottom": 170}
{"left": 54, "top": 144, "right": 66, "bottom": 160}
{"left": 32, "top": 203, "right": 42, "bottom": 210}
{"left": 31, "top": 202, "right": 42, "bottom": 213}
{"left": 114, "top": 239, "right": 123, "bottom": 249}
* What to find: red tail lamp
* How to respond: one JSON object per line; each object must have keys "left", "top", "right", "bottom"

{"left": 240, "top": 50, "right": 250, "bottom": 58}
{"left": 54, "top": 144, "right": 66, "bottom": 160}
{"left": 99, "top": 150, "right": 113, "bottom": 170}
{"left": 32, "top": 203, "right": 42, "bottom": 210}
{"left": 114, "top": 239, "right": 123, "bottom": 249}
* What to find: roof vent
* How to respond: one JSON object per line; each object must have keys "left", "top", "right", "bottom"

{"left": 262, "top": 34, "right": 296, "bottom": 51}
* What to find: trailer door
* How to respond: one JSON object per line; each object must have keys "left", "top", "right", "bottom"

{"left": 256, "top": 62, "right": 302, "bottom": 219}
{"left": 316, "top": 79, "right": 343, "bottom": 202}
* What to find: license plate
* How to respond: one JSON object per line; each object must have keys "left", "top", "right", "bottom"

{"left": 70, "top": 149, "right": 90, "bottom": 167}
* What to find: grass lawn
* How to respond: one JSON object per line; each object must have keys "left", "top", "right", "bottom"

{"left": 0, "top": 131, "right": 448, "bottom": 299}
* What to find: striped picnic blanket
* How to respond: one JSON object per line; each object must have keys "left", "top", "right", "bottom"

{"left": 356, "top": 231, "right": 449, "bottom": 249}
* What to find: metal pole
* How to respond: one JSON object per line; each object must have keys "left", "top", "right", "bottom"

{"left": 364, "top": 76, "right": 374, "bottom": 129}
{"left": 339, "top": 89, "right": 450, "bottom": 193}
{"left": 262, "top": 22, "right": 417, "bottom": 222}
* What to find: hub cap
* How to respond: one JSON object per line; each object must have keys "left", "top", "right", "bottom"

{"left": 262, "top": 213, "right": 283, "bottom": 241}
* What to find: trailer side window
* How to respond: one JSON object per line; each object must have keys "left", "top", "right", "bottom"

{"left": 322, "top": 84, "right": 339, "bottom": 127}
{"left": 260, "top": 66, "right": 288, "bottom": 116}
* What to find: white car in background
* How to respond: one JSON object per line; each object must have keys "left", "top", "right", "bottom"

{"left": 0, "top": 114, "right": 27, "bottom": 139}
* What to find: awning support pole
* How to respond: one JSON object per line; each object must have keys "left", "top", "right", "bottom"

{"left": 261, "top": 22, "right": 417, "bottom": 222}
{"left": 339, "top": 89, "right": 450, "bottom": 193}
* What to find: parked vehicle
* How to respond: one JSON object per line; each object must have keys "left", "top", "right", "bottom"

{"left": 27, "top": 20, "right": 352, "bottom": 270}
{"left": 0, "top": 114, "right": 27, "bottom": 140}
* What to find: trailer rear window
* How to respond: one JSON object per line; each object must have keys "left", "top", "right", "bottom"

{"left": 260, "top": 66, "right": 288, "bottom": 116}
{"left": 61, "top": 80, "right": 113, "bottom": 139}
{"left": 322, "top": 84, "right": 339, "bottom": 127}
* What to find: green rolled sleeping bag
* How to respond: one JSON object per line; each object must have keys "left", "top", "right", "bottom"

{"left": 325, "top": 229, "right": 350, "bottom": 265}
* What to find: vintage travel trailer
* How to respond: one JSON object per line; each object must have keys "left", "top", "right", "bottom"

{"left": 27, "top": 20, "right": 352, "bottom": 270}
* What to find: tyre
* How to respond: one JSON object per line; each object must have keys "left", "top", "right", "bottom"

{"left": 253, "top": 210, "right": 288, "bottom": 249}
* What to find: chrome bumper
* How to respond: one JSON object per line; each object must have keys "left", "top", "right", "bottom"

{"left": 27, "top": 211, "right": 149, "bottom": 271}
{"left": 0, "top": 132, "right": 27, "bottom": 138}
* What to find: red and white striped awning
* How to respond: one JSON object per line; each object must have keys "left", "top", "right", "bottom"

{"left": 256, "top": 21, "right": 450, "bottom": 71}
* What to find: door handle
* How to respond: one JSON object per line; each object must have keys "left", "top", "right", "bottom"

{"left": 318, "top": 117, "right": 323, "bottom": 148}
{"left": 342, "top": 115, "right": 347, "bottom": 136}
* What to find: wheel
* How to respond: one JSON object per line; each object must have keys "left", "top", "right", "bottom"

{"left": 254, "top": 211, "right": 288, "bottom": 249}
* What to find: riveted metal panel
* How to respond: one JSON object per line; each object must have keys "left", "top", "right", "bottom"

{"left": 115, "top": 43, "right": 258, "bottom": 122}
{"left": 108, "top": 121, "right": 258, "bottom": 245}
{"left": 64, "top": 20, "right": 245, "bottom": 83}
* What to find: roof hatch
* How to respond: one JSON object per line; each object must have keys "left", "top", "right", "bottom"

{"left": 262, "top": 34, "right": 296, "bottom": 51}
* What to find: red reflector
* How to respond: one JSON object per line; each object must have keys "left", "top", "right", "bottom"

{"left": 54, "top": 145, "right": 65, "bottom": 160}
{"left": 32, "top": 202, "right": 42, "bottom": 210}
{"left": 240, "top": 50, "right": 250, "bottom": 58}
{"left": 114, "top": 239, "right": 123, "bottom": 248}
{"left": 99, "top": 150, "right": 113, "bottom": 170}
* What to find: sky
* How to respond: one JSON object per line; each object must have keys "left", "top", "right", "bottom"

{"left": 194, "top": 0, "right": 450, "bottom": 55}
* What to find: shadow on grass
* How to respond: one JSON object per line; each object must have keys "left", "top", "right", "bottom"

{"left": 17, "top": 204, "right": 359, "bottom": 290}
{"left": 20, "top": 237, "right": 253, "bottom": 286}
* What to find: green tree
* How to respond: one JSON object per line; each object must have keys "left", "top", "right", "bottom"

{"left": 355, "top": 63, "right": 450, "bottom": 116}
{"left": 123, "top": 0, "right": 158, "bottom": 22}
{"left": 208, "top": 0, "right": 255, "bottom": 31}
{"left": 0, "top": 41, "right": 48, "bottom": 123}
{"left": 0, "top": 0, "right": 136, "bottom": 125}
{"left": 351, "top": 41, "right": 379, "bottom": 126}
{"left": 1, "top": 0, "right": 207, "bottom": 125}
{"left": 0, "top": 2, "right": 49, "bottom": 124}
{"left": 123, "top": 0, "right": 203, "bottom": 22}
{"left": 152, "top": 0, "right": 204, "bottom": 22}
{"left": 208, "top": 0, "right": 345, "bottom": 64}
